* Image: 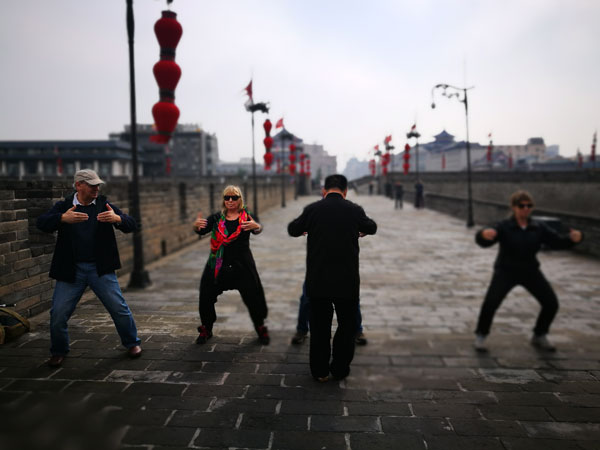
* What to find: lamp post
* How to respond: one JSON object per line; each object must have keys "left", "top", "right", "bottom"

{"left": 246, "top": 101, "right": 269, "bottom": 216}
{"left": 406, "top": 125, "right": 421, "bottom": 179}
{"left": 431, "top": 83, "right": 475, "bottom": 228}
{"left": 126, "top": 0, "right": 150, "bottom": 288}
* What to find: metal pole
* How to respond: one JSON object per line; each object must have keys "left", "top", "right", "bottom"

{"left": 281, "top": 135, "right": 286, "bottom": 208}
{"left": 251, "top": 112, "right": 258, "bottom": 215}
{"left": 126, "top": 0, "right": 150, "bottom": 288}
{"left": 464, "top": 89, "right": 474, "bottom": 228}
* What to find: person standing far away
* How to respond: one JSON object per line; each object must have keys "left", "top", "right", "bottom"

{"left": 473, "top": 190, "right": 583, "bottom": 352}
{"left": 36, "top": 169, "right": 142, "bottom": 368}
{"left": 193, "top": 185, "right": 269, "bottom": 345}
{"left": 394, "top": 182, "right": 404, "bottom": 209}
{"left": 414, "top": 179, "right": 424, "bottom": 208}
{"left": 288, "top": 174, "right": 377, "bottom": 382}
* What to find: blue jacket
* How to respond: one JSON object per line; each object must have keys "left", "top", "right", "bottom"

{"left": 36, "top": 193, "right": 136, "bottom": 282}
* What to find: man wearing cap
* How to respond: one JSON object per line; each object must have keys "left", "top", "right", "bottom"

{"left": 37, "top": 169, "right": 142, "bottom": 367}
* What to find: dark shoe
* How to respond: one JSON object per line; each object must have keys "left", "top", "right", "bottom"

{"left": 127, "top": 345, "right": 142, "bottom": 358}
{"left": 256, "top": 325, "right": 270, "bottom": 345}
{"left": 531, "top": 334, "right": 556, "bottom": 352}
{"left": 355, "top": 332, "right": 368, "bottom": 346}
{"left": 47, "top": 355, "right": 65, "bottom": 368}
{"left": 314, "top": 375, "right": 329, "bottom": 383}
{"left": 291, "top": 331, "right": 308, "bottom": 345}
{"left": 196, "top": 325, "right": 213, "bottom": 344}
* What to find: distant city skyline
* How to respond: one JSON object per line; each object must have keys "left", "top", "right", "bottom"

{"left": 1, "top": 1, "right": 598, "bottom": 172}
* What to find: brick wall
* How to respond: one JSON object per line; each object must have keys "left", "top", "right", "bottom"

{"left": 0, "top": 177, "right": 292, "bottom": 318}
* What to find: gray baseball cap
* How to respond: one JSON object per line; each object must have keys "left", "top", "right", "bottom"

{"left": 74, "top": 169, "right": 105, "bottom": 185}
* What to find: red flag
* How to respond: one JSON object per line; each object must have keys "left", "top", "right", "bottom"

{"left": 384, "top": 135, "right": 392, "bottom": 144}
{"left": 411, "top": 124, "right": 416, "bottom": 131}
{"left": 374, "top": 145, "right": 379, "bottom": 151}
{"left": 244, "top": 80, "right": 253, "bottom": 101}
{"left": 276, "top": 118, "right": 284, "bottom": 129}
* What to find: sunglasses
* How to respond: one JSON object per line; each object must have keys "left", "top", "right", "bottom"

{"left": 224, "top": 195, "right": 240, "bottom": 201}
{"left": 517, "top": 203, "right": 534, "bottom": 209}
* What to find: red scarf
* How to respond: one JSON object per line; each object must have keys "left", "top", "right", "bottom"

{"left": 209, "top": 208, "right": 250, "bottom": 278}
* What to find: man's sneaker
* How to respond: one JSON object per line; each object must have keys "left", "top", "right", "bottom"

{"left": 257, "top": 325, "right": 270, "bottom": 345}
{"left": 291, "top": 331, "right": 308, "bottom": 345}
{"left": 531, "top": 334, "right": 556, "bottom": 352}
{"left": 196, "top": 325, "right": 213, "bottom": 344}
{"left": 355, "top": 332, "right": 368, "bottom": 346}
{"left": 473, "top": 334, "right": 487, "bottom": 352}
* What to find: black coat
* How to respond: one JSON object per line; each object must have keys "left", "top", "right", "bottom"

{"left": 288, "top": 193, "right": 377, "bottom": 299}
{"left": 196, "top": 210, "right": 263, "bottom": 286}
{"left": 36, "top": 193, "right": 136, "bottom": 282}
{"left": 475, "top": 217, "right": 578, "bottom": 273}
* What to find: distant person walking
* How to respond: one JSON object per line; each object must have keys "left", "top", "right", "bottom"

{"left": 414, "top": 179, "right": 424, "bottom": 208}
{"left": 194, "top": 185, "right": 270, "bottom": 345}
{"left": 473, "top": 190, "right": 583, "bottom": 352}
{"left": 394, "top": 182, "right": 404, "bottom": 209}
{"left": 36, "top": 169, "right": 142, "bottom": 367}
{"left": 288, "top": 174, "right": 377, "bottom": 381}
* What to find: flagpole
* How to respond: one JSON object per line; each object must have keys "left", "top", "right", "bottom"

{"left": 251, "top": 112, "right": 258, "bottom": 215}
{"left": 281, "top": 133, "right": 286, "bottom": 208}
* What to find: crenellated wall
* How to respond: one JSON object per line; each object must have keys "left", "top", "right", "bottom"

{"left": 0, "top": 176, "right": 293, "bottom": 318}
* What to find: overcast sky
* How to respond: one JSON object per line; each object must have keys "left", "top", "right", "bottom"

{"left": 1, "top": 0, "right": 598, "bottom": 170}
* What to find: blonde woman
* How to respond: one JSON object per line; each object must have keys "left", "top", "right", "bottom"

{"left": 193, "top": 186, "right": 269, "bottom": 344}
{"left": 474, "top": 190, "right": 583, "bottom": 352}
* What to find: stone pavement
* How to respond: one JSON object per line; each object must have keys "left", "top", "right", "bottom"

{"left": 1, "top": 194, "right": 599, "bottom": 450}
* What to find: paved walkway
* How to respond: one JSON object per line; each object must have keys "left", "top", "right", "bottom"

{"left": 1, "top": 194, "right": 599, "bottom": 450}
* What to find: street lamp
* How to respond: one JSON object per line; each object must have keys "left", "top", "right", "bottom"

{"left": 125, "top": 0, "right": 150, "bottom": 288}
{"left": 431, "top": 83, "right": 475, "bottom": 228}
{"left": 245, "top": 101, "right": 269, "bottom": 217}
{"left": 406, "top": 125, "right": 420, "bottom": 179}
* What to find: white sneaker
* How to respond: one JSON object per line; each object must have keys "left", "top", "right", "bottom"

{"left": 473, "top": 334, "right": 487, "bottom": 352}
{"left": 531, "top": 335, "right": 556, "bottom": 352}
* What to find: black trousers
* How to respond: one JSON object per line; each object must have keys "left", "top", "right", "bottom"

{"left": 199, "top": 263, "right": 267, "bottom": 330}
{"left": 475, "top": 269, "right": 559, "bottom": 337}
{"left": 309, "top": 297, "right": 358, "bottom": 379}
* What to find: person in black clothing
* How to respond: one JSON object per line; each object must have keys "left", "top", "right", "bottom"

{"left": 414, "top": 179, "right": 424, "bottom": 208}
{"left": 36, "top": 169, "right": 142, "bottom": 367}
{"left": 194, "top": 185, "right": 269, "bottom": 345}
{"left": 394, "top": 182, "right": 404, "bottom": 209}
{"left": 288, "top": 174, "right": 377, "bottom": 381}
{"left": 474, "top": 190, "right": 583, "bottom": 352}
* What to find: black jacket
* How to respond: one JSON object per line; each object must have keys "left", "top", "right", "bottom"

{"left": 288, "top": 193, "right": 377, "bottom": 299}
{"left": 36, "top": 193, "right": 136, "bottom": 282}
{"left": 195, "top": 210, "right": 262, "bottom": 285}
{"left": 475, "top": 217, "right": 578, "bottom": 273}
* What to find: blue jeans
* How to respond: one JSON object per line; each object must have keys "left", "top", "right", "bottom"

{"left": 50, "top": 262, "right": 140, "bottom": 356}
{"left": 296, "top": 282, "right": 363, "bottom": 334}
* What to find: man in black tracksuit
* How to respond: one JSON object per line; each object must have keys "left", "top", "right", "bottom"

{"left": 288, "top": 174, "right": 377, "bottom": 381}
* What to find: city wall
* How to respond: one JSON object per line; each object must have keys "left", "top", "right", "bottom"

{"left": 0, "top": 176, "right": 293, "bottom": 318}
{"left": 355, "top": 170, "right": 600, "bottom": 257}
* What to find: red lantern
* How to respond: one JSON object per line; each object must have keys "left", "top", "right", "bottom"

{"left": 264, "top": 152, "right": 274, "bottom": 168}
{"left": 403, "top": 143, "right": 411, "bottom": 174}
{"left": 289, "top": 163, "right": 296, "bottom": 174}
{"left": 154, "top": 11, "right": 183, "bottom": 56}
{"left": 382, "top": 166, "right": 388, "bottom": 175}
{"left": 263, "top": 136, "right": 273, "bottom": 150}
{"left": 263, "top": 119, "right": 272, "bottom": 135}
{"left": 289, "top": 153, "right": 296, "bottom": 163}
{"left": 289, "top": 143, "right": 296, "bottom": 153}
{"left": 151, "top": 10, "right": 183, "bottom": 144}
{"left": 151, "top": 102, "right": 180, "bottom": 143}
{"left": 153, "top": 60, "right": 181, "bottom": 97}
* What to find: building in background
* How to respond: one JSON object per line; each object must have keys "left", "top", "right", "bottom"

{"left": 0, "top": 140, "right": 140, "bottom": 179}
{"left": 110, "top": 123, "right": 218, "bottom": 177}
{"left": 343, "top": 157, "right": 369, "bottom": 181}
